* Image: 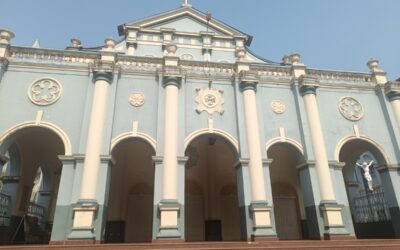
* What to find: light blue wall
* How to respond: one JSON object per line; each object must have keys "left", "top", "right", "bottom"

{"left": 0, "top": 68, "right": 90, "bottom": 155}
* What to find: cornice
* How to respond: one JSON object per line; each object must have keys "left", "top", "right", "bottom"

{"left": 3, "top": 46, "right": 378, "bottom": 90}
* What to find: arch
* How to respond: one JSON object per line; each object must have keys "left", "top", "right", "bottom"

{"left": 334, "top": 135, "right": 390, "bottom": 164}
{"left": 111, "top": 132, "right": 157, "bottom": 152}
{"left": 266, "top": 137, "right": 304, "bottom": 156}
{"left": 184, "top": 128, "right": 239, "bottom": 153}
{"left": 0, "top": 121, "right": 72, "bottom": 156}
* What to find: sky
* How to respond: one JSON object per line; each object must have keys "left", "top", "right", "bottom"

{"left": 0, "top": 0, "right": 399, "bottom": 80}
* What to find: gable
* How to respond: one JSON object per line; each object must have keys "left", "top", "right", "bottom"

{"left": 118, "top": 6, "right": 252, "bottom": 44}
{"left": 148, "top": 15, "right": 224, "bottom": 35}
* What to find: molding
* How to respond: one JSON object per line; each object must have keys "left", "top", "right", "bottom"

{"left": 110, "top": 131, "right": 157, "bottom": 152}
{"left": 334, "top": 135, "right": 391, "bottom": 164}
{"left": 184, "top": 128, "right": 239, "bottom": 153}
{"left": 265, "top": 137, "right": 304, "bottom": 155}
{"left": 0, "top": 120, "right": 72, "bottom": 156}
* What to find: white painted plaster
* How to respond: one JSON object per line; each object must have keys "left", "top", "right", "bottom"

{"left": 242, "top": 88, "right": 267, "bottom": 201}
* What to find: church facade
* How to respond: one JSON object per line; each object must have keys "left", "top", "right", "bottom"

{"left": 0, "top": 3, "right": 400, "bottom": 245}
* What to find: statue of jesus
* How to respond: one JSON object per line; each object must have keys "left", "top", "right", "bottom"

{"left": 356, "top": 160, "right": 374, "bottom": 191}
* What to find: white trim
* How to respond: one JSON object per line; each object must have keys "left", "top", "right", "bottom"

{"left": 0, "top": 120, "right": 72, "bottom": 156}
{"left": 111, "top": 132, "right": 157, "bottom": 152}
{"left": 265, "top": 137, "right": 304, "bottom": 155}
{"left": 184, "top": 128, "right": 239, "bottom": 152}
{"left": 334, "top": 135, "right": 391, "bottom": 163}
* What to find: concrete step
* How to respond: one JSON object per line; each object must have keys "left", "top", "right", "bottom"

{"left": 1, "top": 240, "right": 400, "bottom": 250}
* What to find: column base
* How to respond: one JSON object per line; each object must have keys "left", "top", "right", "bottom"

{"left": 50, "top": 239, "right": 102, "bottom": 245}
{"left": 323, "top": 235, "right": 357, "bottom": 240}
{"left": 250, "top": 235, "right": 279, "bottom": 242}
{"left": 250, "top": 201, "right": 277, "bottom": 238}
{"left": 152, "top": 238, "right": 185, "bottom": 243}
{"left": 156, "top": 199, "right": 182, "bottom": 239}
{"left": 320, "top": 201, "right": 350, "bottom": 238}
{"left": 68, "top": 199, "right": 98, "bottom": 241}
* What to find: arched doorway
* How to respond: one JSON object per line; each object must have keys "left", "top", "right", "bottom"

{"left": 339, "top": 139, "right": 394, "bottom": 238}
{"left": 267, "top": 142, "right": 306, "bottom": 240}
{"left": 105, "top": 137, "right": 155, "bottom": 243}
{"left": 0, "top": 126, "right": 65, "bottom": 245}
{"left": 185, "top": 134, "right": 241, "bottom": 241}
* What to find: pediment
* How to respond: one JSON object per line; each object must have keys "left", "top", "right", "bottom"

{"left": 118, "top": 6, "right": 252, "bottom": 43}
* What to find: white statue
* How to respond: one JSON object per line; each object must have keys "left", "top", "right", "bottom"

{"left": 356, "top": 160, "right": 374, "bottom": 191}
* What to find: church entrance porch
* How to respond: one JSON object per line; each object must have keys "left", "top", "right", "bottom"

{"left": 339, "top": 139, "right": 395, "bottom": 239}
{"left": 185, "top": 134, "right": 241, "bottom": 242}
{"left": 267, "top": 142, "right": 307, "bottom": 240}
{"left": 105, "top": 138, "right": 155, "bottom": 243}
{"left": 0, "top": 126, "right": 64, "bottom": 245}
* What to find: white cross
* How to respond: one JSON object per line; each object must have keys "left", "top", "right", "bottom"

{"left": 184, "top": 0, "right": 189, "bottom": 5}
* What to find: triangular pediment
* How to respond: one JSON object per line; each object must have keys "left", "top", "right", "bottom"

{"left": 148, "top": 15, "right": 224, "bottom": 35}
{"left": 118, "top": 6, "right": 252, "bottom": 43}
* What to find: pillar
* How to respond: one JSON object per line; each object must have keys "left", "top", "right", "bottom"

{"left": 299, "top": 75, "right": 349, "bottom": 238}
{"left": 68, "top": 69, "right": 113, "bottom": 241}
{"left": 239, "top": 71, "right": 275, "bottom": 239}
{"left": 385, "top": 81, "right": 400, "bottom": 131}
{"left": 156, "top": 75, "right": 183, "bottom": 239}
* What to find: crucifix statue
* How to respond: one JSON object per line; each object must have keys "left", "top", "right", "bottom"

{"left": 356, "top": 160, "right": 374, "bottom": 191}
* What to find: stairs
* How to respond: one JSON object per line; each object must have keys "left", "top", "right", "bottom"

{"left": 2, "top": 240, "right": 400, "bottom": 250}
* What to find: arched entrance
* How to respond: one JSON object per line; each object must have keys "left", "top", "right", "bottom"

{"left": 185, "top": 134, "right": 241, "bottom": 241}
{"left": 339, "top": 139, "right": 394, "bottom": 238}
{"left": 105, "top": 137, "right": 155, "bottom": 243}
{"left": 0, "top": 126, "right": 65, "bottom": 245}
{"left": 267, "top": 142, "right": 306, "bottom": 240}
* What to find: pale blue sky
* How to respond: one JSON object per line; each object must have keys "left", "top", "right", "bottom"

{"left": 1, "top": 0, "right": 399, "bottom": 79}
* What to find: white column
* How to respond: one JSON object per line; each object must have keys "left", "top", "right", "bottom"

{"left": 241, "top": 82, "right": 267, "bottom": 202}
{"left": 80, "top": 71, "right": 112, "bottom": 200}
{"left": 386, "top": 85, "right": 400, "bottom": 131}
{"left": 162, "top": 77, "right": 180, "bottom": 200}
{"left": 300, "top": 81, "right": 335, "bottom": 201}
{"left": 390, "top": 99, "right": 400, "bottom": 130}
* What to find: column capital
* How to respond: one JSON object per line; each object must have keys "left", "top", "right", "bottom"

{"left": 93, "top": 71, "right": 113, "bottom": 83}
{"left": 162, "top": 76, "right": 182, "bottom": 88}
{"left": 92, "top": 60, "right": 114, "bottom": 83}
{"left": 239, "top": 70, "right": 259, "bottom": 92}
{"left": 385, "top": 81, "right": 400, "bottom": 101}
{"left": 299, "top": 75, "right": 319, "bottom": 96}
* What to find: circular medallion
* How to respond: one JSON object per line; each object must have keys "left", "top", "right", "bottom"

{"left": 203, "top": 94, "right": 217, "bottom": 108}
{"left": 195, "top": 88, "right": 224, "bottom": 115}
{"left": 129, "top": 92, "right": 145, "bottom": 107}
{"left": 338, "top": 97, "right": 364, "bottom": 121}
{"left": 271, "top": 100, "right": 285, "bottom": 114}
{"left": 28, "top": 78, "right": 62, "bottom": 106}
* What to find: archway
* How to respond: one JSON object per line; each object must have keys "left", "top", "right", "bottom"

{"left": 339, "top": 139, "right": 394, "bottom": 238}
{"left": 185, "top": 134, "right": 241, "bottom": 241}
{"left": 0, "top": 126, "right": 65, "bottom": 245}
{"left": 267, "top": 142, "right": 306, "bottom": 240}
{"left": 105, "top": 137, "right": 155, "bottom": 243}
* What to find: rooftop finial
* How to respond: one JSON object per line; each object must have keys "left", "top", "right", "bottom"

{"left": 182, "top": 0, "right": 191, "bottom": 7}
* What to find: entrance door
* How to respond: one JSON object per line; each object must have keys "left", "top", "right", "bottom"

{"left": 205, "top": 220, "right": 222, "bottom": 241}
{"left": 274, "top": 197, "right": 301, "bottom": 240}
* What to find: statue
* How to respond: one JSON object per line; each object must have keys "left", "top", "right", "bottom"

{"left": 356, "top": 160, "right": 374, "bottom": 191}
